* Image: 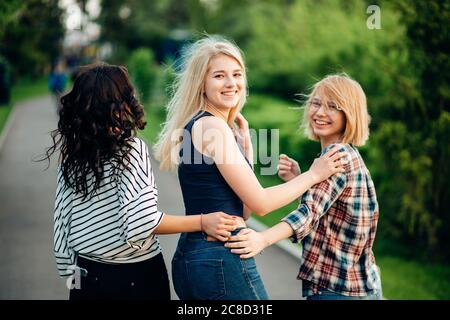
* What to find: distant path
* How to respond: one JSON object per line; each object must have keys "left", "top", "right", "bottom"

{"left": 0, "top": 96, "right": 66, "bottom": 299}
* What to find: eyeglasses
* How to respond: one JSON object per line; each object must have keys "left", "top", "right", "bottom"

{"left": 308, "top": 100, "right": 343, "bottom": 115}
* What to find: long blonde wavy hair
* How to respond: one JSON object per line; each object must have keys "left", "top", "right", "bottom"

{"left": 153, "top": 35, "right": 247, "bottom": 171}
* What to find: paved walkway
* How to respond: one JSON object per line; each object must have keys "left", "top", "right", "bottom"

{"left": 0, "top": 96, "right": 302, "bottom": 299}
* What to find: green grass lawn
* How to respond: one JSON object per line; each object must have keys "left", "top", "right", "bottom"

{"left": 139, "top": 105, "right": 166, "bottom": 145}
{"left": 10, "top": 77, "right": 49, "bottom": 105}
{"left": 375, "top": 251, "right": 450, "bottom": 299}
{"left": 0, "top": 105, "right": 12, "bottom": 135}
{"left": 139, "top": 92, "right": 450, "bottom": 300}
{"left": 0, "top": 77, "right": 49, "bottom": 133}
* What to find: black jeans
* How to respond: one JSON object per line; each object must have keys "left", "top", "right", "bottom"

{"left": 69, "top": 252, "right": 170, "bottom": 300}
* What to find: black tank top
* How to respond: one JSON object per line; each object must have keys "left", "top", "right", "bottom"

{"left": 178, "top": 111, "right": 246, "bottom": 217}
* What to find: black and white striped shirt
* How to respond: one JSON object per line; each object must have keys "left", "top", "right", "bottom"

{"left": 53, "top": 137, "right": 164, "bottom": 277}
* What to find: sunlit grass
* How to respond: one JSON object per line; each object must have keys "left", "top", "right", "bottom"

{"left": 0, "top": 77, "right": 48, "bottom": 133}
{"left": 11, "top": 77, "right": 48, "bottom": 105}
{"left": 375, "top": 254, "right": 450, "bottom": 299}
{"left": 139, "top": 104, "right": 166, "bottom": 146}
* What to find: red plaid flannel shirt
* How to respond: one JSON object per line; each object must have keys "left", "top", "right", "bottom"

{"left": 282, "top": 143, "right": 381, "bottom": 297}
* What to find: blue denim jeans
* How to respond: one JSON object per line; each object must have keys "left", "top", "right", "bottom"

{"left": 172, "top": 228, "right": 269, "bottom": 300}
{"left": 306, "top": 288, "right": 382, "bottom": 300}
{"left": 306, "top": 273, "right": 383, "bottom": 300}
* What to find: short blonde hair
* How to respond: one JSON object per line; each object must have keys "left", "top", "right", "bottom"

{"left": 154, "top": 35, "right": 247, "bottom": 171}
{"left": 302, "top": 74, "right": 371, "bottom": 146}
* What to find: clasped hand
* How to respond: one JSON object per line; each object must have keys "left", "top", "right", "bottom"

{"left": 224, "top": 228, "right": 267, "bottom": 259}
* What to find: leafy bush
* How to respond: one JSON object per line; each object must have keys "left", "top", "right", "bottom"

{"left": 128, "top": 48, "right": 157, "bottom": 101}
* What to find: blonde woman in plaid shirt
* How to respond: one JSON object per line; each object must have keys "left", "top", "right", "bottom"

{"left": 226, "top": 74, "right": 383, "bottom": 300}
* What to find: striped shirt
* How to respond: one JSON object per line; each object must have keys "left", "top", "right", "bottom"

{"left": 282, "top": 143, "right": 381, "bottom": 297}
{"left": 53, "top": 137, "right": 164, "bottom": 277}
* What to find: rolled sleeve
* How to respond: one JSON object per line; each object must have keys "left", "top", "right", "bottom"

{"left": 283, "top": 204, "right": 314, "bottom": 243}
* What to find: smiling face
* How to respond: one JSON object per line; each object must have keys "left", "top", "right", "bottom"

{"left": 303, "top": 74, "right": 370, "bottom": 148}
{"left": 308, "top": 87, "right": 346, "bottom": 148}
{"left": 204, "top": 54, "right": 245, "bottom": 111}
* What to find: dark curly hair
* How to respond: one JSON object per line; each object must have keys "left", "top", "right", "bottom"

{"left": 44, "top": 63, "right": 146, "bottom": 198}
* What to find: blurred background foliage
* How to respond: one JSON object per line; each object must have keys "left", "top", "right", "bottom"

{"left": 1, "top": 0, "right": 449, "bottom": 298}
{"left": 0, "top": 0, "right": 64, "bottom": 79}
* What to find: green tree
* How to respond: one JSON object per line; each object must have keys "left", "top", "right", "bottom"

{"left": 97, "top": 0, "right": 194, "bottom": 63}
{"left": 0, "top": 0, "right": 64, "bottom": 79}
{"left": 372, "top": 0, "right": 450, "bottom": 260}
{"left": 0, "top": 1, "right": 22, "bottom": 39}
{"left": 128, "top": 48, "right": 157, "bottom": 101}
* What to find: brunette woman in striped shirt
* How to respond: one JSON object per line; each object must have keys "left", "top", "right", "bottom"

{"left": 45, "top": 63, "right": 237, "bottom": 300}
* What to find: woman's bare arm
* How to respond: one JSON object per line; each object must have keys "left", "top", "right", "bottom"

{"left": 192, "top": 117, "right": 345, "bottom": 216}
{"left": 154, "top": 212, "right": 237, "bottom": 241}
